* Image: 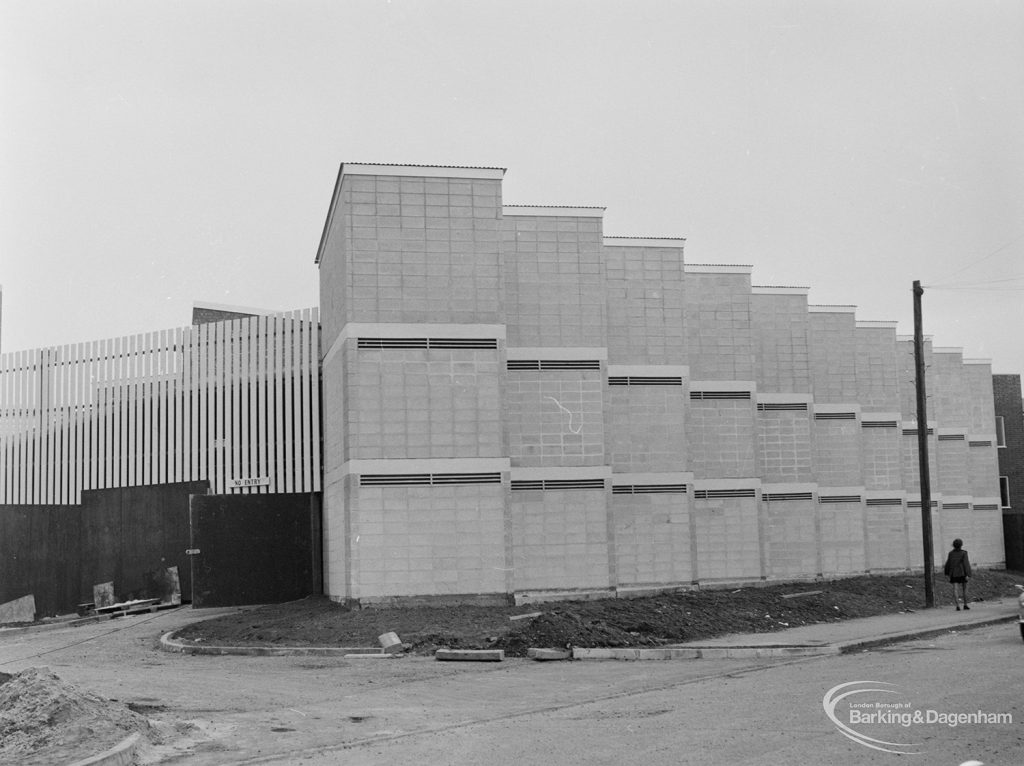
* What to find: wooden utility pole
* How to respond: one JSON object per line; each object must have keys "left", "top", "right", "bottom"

{"left": 912, "top": 280, "right": 935, "bottom": 608}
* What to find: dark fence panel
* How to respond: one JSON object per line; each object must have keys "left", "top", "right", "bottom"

{"left": 189, "top": 493, "right": 318, "bottom": 608}
{"left": 0, "top": 480, "right": 208, "bottom": 618}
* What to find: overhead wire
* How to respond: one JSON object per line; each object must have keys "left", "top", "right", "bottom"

{"left": 927, "top": 231, "right": 1024, "bottom": 287}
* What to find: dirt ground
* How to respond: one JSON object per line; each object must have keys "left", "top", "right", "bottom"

{"left": 175, "top": 569, "right": 1024, "bottom": 657}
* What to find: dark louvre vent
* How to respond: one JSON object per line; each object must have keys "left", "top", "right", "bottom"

{"left": 430, "top": 473, "right": 502, "bottom": 485}
{"left": 814, "top": 412, "right": 856, "bottom": 420}
{"left": 608, "top": 376, "right": 683, "bottom": 386}
{"left": 360, "top": 474, "right": 431, "bottom": 486}
{"left": 429, "top": 338, "right": 498, "bottom": 350}
{"left": 941, "top": 502, "right": 970, "bottom": 510}
{"left": 973, "top": 503, "right": 999, "bottom": 510}
{"left": 865, "top": 498, "right": 903, "bottom": 507}
{"left": 937, "top": 434, "right": 966, "bottom": 442}
{"left": 862, "top": 420, "right": 898, "bottom": 429}
{"left": 690, "top": 391, "right": 752, "bottom": 401}
{"left": 694, "top": 488, "right": 757, "bottom": 499}
{"left": 511, "top": 478, "right": 605, "bottom": 491}
{"left": 819, "top": 495, "right": 862, "bottom": 504}
{"left": 968, "top": 440, "right": 993, "bottom": 447}
{"left": 613, "top": 484, "right": 688, "bottom": 494}
{"left": 902, "top": 428, "right": 935, "bottom": 435}
{"left": 361, "top": 473, "right": 501, "bottom": 487}
{"left": 357, "top": 337, "right": 498, "bottom": 350}
{"left": 762, "top": 492, "right": 814, "bottom": 502}
{"left": 757, "top": 403, "right": 808, "bottom": 412}
{"left": 358, "top": 338, "right": 428, "bottom": 349}
{"left": 907, "top": 500, "right": 938, "bottom": 508}
{"left": 507, "top": 360, "right": 601, "bottom": 371}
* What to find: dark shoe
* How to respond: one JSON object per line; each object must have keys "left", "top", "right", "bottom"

{"left": 963, "top": 605, "right": 970, "bottom": 610}
{"left": 956, "top": 606, "right": 961, "bottom": 611}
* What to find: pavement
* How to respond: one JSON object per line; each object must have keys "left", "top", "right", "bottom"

{"left": 158, "top": 595, "right": 1023, "bottom": 661}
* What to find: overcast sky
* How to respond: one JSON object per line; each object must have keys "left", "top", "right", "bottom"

{"left": 2, "top": 1, "right": 1022, "bottom": 373}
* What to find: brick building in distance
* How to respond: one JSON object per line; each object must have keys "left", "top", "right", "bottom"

{"left": 994, "top": 374, "right": 1024, "bottom": 569}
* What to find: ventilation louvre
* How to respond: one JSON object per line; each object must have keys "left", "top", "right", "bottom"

{"left": 608, "top": 376, "right": 683, "bottom": 386}
{"left": 757, "top": 403, "right": 808, "bottom": 412}
{"left": 865, "top": 498, "right": 903, "bottom": 507}
{"left": 762, "top": 492, "right": 814, "bottom": 502}
{"left": 511, "top": 478, "right": 605, "bottom": 491}
{"left": 907, "top": 500, "right": 939, "bottom": 508}
{"left": 357, "top": 337, "right": 498, "bottom": 350}
{"left": 360, "top": 473, "right": 501, "bottom": 487}
{"left": 507, "top": 360, "right": 601, "bottom": 371}
{"left": 941, "top": 502, "right": 970, "bottom": 510}
{"left": 937, "top": 434, "right": 966, "bottom": 442}
{"left": 902, "top": 428, "right": 936, "bottom": 435}
{"left": 690, "top": 391, "right": 752, "bottom": 401}
{"left": 694, "top": 488, "right": 757, "bottom": 499}
{"left": 862, "top": 420, "right": 898, "bottom": 429}
{"left": 613, "top": 484, "right": 688, "bottom": 494}
{"left": 968, "top": 440, "right": 993, "bottom": 447}
{"left": 815, "top": 412, "right": 856, "bottom": 420}
{"left": 819, "top": 495, "right": 863, "bottom": 504}
{"left": 973, "top": 503, "right": 999, "bottom": 510}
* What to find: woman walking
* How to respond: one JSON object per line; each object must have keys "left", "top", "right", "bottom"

{"left": 943, "top": 538, "right": 972, "bottom": 610}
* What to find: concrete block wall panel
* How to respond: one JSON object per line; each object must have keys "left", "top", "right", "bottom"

{"left": 896, "top": 337, "right": 937, "bottom": 421}
{"left": 343, "top": 343, "right": 503, "bottom": 461}
{"left": 509, "top": 486, "right": 611, "bottom": 591}
{"left": 320, "top": 347, "right": 348, "bottom": 600}
{"left": 818, "top": 498, "right": 868, "bottom": 575}
{"left": 863, "top": 495, "right": 910, "bottom": 571}
{"left": 969, "top": 443, "right": 1001, "bottom": 498}
{"left": 812, "top": 407, "right": 864, "bottom": 487}
{"left": 860, "top": 419, "right": 904, "bottom": 490}
{"left": 322, "top": 473, "right": 354, "bottom": 600}
{"left": 970, "top": 507, "right": 1007, "bottom": 566}
{"left": 691, "top": 482, "right": 761, "bottom": 581}
{"left": 750, "top": 288, "right": 812, "bottom": 394}
{"left": 687, "top": 390, "right": 758, "bottom": 479}
{"left": 606, "top": 369, "right": 688, "bottom": 473}
{"left": 899, "top": 425, "right": 939, "bottom": 494}
{"left": 604, "top": 240, "right": 687, "bottom": 365}
{"left": 501, "top": 209, "right": 606, "bottom": 349}
{"left": 967, "top": 362, "right": 1000, "bottom": 435}
{"left": 683, "top": 267, "right": 755, "bottom": 380}
{"left": 348, "top": 482, "right": 508, "bottom": 599}
{"left": 854, "top": 322, "right": 901, "bottom": 410}
{"left": 611, "top": 488, "right": 693, "bottom": 586}
{"left": 930, "top": 350, "right": 971, "bottom": 427}
{"left": 505, "top": 367, "right": 605, "bottom": 467}
{"left": 935, "top": 434, "right": 970, "bottom": 497}
{"left": 341, "top": 171, "right": 504, "bottom": 326}
{"left": 808, "top": 307, "right": 859, "bottom": 403}
{"left": 756, "top": 402, "right": 814, "bottom": 483}
{"left": 761, "top": 493, "right": 818, "bottom": 579}
{"left": 906, "top": 499, "right": 946, "bottom": 569}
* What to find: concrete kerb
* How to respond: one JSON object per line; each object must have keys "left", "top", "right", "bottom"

{"left": 835, "top": 613, "right": 1018, "bottom": 654}
{"left": 158, "top": 613, "right": 1018, "bottom": 661}
{"left": 159, "top": 630, "right": 383, "bottom": 657}
{"left": 66, "top": 732, "right": 141, "bottom": 766}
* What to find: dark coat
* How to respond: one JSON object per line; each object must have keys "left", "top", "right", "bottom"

{"left": 943, "top": 548, "right": 972, "bottom": 580}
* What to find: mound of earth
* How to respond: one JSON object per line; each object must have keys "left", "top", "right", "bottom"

{"left": 0, "top": 667, "right": 153, "bottom": 766}
{"left": 176, "top": 569, "right": 1024, "bottom": 657}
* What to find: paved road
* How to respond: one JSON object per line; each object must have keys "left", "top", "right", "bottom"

{"left": 1, "top": 609, "right": 1021, "bottom": 765}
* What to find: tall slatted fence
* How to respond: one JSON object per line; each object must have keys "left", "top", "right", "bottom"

{"left": 0, "top": 310, "right": 321, "bottom": 504}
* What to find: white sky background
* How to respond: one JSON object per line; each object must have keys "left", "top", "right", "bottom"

{"left": 1, "top": 0, "right": 1022, "bottom": 372}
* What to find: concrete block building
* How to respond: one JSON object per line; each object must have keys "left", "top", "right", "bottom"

{"left": 315, "top": 162, "right": 1005, "bottom": 604}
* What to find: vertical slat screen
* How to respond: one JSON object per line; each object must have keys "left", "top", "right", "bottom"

{"left": 0, "top": 309, "right": 321, "bottom": 504}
